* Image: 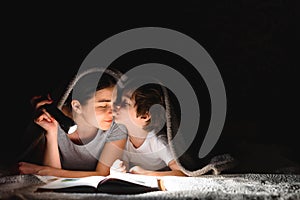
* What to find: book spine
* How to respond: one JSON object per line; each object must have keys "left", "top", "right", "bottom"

{"left": 157, "top": 179, "right": 166, "bottom": 191}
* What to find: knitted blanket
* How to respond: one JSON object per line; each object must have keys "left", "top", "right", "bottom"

{"left": 59, "top": 67, "right": 237, "bottom": 176}
{"left": 16, "top": 66, "right": 237, "bottom": 176}
{"left": 0, "top": 173, "right": 299, "bottom": 199}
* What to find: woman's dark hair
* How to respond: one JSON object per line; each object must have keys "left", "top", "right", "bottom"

{"left": 64, "top": 67, "right": 122, "bottom": 111}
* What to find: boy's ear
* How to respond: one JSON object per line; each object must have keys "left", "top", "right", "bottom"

{"left": 71, "top": 100, "right": 82, "bottom": 114}
{"left": 140, "top": 112, "right": 151, "bottom": 122}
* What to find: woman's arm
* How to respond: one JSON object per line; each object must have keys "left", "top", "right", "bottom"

{"left": 18, "top": 138, "right": 127, "bottom": 178}
{"left": 43, "top": 128, "right": 61, "bottom": 168}
{"left": 18, "top": 162, "right": 103, "bottom": 178}
{"left": 96, "top": 138, "right": 127, "bottom": 176}
{"left": 33, "top": 97, "right": 62, "bottom": 168}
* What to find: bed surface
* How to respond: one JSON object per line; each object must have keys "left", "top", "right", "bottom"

{"left": 1, "top": 172, "right": 299, "bottom": 200}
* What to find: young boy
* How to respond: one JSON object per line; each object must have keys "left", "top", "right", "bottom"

{"left": 112, "top": 81, "right": 185, "bottom": 176}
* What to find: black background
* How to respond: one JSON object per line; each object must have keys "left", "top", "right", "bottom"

{"left": 1, "top": 1, "right": 299, "bottom": 173}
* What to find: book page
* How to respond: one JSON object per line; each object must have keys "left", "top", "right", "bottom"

{"left": 37, "top": 173, "right": 161, "bottom": 190}
{"left": 160, "top": 176, "right": 210, "bottom": 191}
{"left": 38, "top": 176, "right": 106, "bottom": 189}
{"left": 107, "top": 171, "right": 160, "bottom": 188}
{"left": 34, "top": 175, "right": 60, "bottom": 183}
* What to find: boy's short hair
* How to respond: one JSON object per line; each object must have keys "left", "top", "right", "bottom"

{"left": 121, "top": 82, "right": 167, "bottom": 132}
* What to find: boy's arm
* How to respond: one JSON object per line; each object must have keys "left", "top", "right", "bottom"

{"left": 129, "top": 160, "right": 187, "bottom": 176}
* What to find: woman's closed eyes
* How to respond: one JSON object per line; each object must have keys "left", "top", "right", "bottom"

{"left": 96, "top": 102, "right": 112, "bottom": 111}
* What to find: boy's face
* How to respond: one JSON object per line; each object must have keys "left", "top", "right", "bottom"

{"left": 113, "top": 91, "right": 145, "bottom": 130}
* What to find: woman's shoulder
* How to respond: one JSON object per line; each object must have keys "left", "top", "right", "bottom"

{"left": 110, "top": 121, "right": 127, "bottom": 134}
{"left": 105, "top": 121, "right": 128, "bottom": 141}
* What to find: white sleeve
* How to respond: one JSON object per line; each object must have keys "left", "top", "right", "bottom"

{"left": 157, "top": 136, "right": 174, "bottom": 166}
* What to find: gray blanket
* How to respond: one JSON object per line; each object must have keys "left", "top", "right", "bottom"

{"left": 17, "top": 67, "right": 237, "bottom": 176}
{"left": 0, "top": 173, "right": 299, "bottom": 199}
{"left": 58, "top": 67, "right": 238, "bottom": 176}
{"left": 6, "top": 67, "right": 298, "bottom": 199}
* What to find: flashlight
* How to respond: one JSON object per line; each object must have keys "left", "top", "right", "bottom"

{"left": 42, "top": 104, "right": 77, "bottom": 134}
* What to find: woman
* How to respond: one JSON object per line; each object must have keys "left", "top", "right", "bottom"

{"left": 18, "top": 67, "right": 128, "bottom": 177}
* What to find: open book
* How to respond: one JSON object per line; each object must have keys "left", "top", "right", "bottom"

{"left": 35, "top": 172, "right": 166, "bottom": 194}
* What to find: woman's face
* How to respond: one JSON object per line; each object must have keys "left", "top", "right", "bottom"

{"left": 81, "top": 87, "right": 114, "bottom": 130}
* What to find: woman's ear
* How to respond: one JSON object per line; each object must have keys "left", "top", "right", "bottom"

{"left": 71, "top": 100, "right": 82, "bottom": 114}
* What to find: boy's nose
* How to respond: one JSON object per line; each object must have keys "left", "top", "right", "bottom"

{"left": 112, "top": 104, "right": 120, "bottom": 114}
{"left": 113, "top": 102, "right": 120, "bottom": 109}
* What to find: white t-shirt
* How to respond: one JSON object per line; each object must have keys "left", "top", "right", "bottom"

{"left": 122, "top": 130, "right": 174, "bottom": 171}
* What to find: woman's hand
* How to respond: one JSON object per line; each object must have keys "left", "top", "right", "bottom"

{"left": 18, "top": 162, "right": 52, "bottom": 176}
{"left": 30, "top": 94, "right": 52, "bottom": 110}
{"left": 34, "top": 110, "right": 58, "bottom": 134}
{"left": 31, "top": 94, "right": 58, "bottom": 134}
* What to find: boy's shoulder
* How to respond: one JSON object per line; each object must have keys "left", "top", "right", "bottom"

{"left": 146, "top": 131, "right": 168, "bottom": 147}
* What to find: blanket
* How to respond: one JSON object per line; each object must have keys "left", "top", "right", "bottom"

{"left": 16, "top": 67, "right": 237, "bottom": 176}
{"left": 0, "top": 173, "right": 299, "bottom": 199}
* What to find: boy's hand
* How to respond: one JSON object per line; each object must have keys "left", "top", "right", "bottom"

{"left": 110, "top": 159, "right": 127, "bottom": 174}
{"left": 129, "top": 166, "right": 150, "bottom": 175}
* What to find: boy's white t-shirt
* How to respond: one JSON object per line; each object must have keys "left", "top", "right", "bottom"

{"left": 122, "top": 130, "right": 174, "bottom": 171}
